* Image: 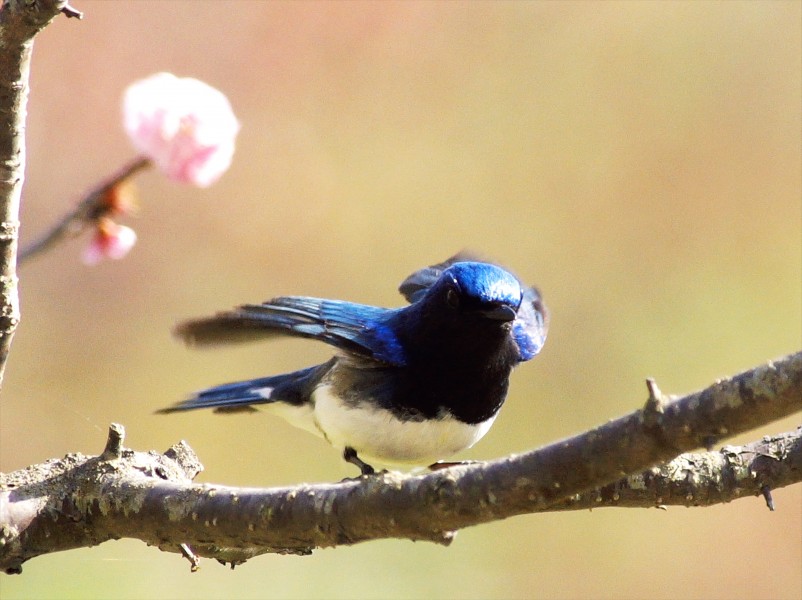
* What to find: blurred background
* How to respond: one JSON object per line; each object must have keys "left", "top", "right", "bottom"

{"left": 1, "top": 2, "right": 800, "bottom": 599}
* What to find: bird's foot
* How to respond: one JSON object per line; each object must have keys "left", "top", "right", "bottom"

{"left": 343, "top": 447, "right": 378, "bottom": 477}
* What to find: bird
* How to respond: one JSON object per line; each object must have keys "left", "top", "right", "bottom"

{"left": 159, "top": 253, "right": 548, "bottom": 475}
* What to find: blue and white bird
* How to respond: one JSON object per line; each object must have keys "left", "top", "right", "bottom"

{"left": 160, "top": 254, "right": 548, "bottom": 475}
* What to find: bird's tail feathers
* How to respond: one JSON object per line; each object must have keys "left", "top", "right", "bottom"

{"left": 157, "top": 376, "right": 279, "bottom": 414}
{"left": 157, "top": 362, "right": 331, "bottom": 415}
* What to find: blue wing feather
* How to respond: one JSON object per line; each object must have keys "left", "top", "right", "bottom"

{"left": 513, "top": 287, "right": 549, "bottom": 361}
{"left": 398, "top": 252, "right": 481, "bottom": 303}
{"left": 175, "top": 296, "right": 407, "bottom": 366}
{"left": 175, "top": 253, "right": 544, "bottom": 367}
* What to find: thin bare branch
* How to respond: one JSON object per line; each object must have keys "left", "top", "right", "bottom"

{"left": 60, "top": 4, "right": 84, "bottom": 19}
{"left": 0, "top": 0, "right": 78, "bottom": 389}
{"left": 18, "top": 156, "right": 151, "bottom": 264}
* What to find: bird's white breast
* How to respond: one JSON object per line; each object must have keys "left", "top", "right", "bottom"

{"left": 307, "top": 384, "right": 496, "bottom": 466}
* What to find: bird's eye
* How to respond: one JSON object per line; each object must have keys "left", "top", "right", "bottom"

{"left": 446, "top": 288, "right": 460, "bottom": 309}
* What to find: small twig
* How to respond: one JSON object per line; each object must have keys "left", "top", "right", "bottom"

{"left": 760, "top": 485, "right": 775, "bottom": 511}
{"left": 19, "top": 156, "right": 151, "bottom": 264}
{"left": 179, "top": 544, "right": 201, "bottom": 572}
{"left": 60, "top": 3, "right": 84, "bottom": 19}
{"left": 100, "top": 423, "right": 125, "bottom": 461}
{"left": 642, "top": 377, "right": 667, "bottom": 426}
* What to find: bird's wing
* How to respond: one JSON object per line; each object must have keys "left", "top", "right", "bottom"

{"left": 512, "top": 286, "right": 549, "bottom": 361}
{"left": 174, "top": 296, "right": 406, "bottom": 366}
{"left": 398, "top": 251, "right": 482, "bottom": 303}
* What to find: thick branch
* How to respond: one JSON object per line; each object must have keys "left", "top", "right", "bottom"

{"left": 1, "top": 352, "right": 800, "bottom": 573}
{"left": 0, "top": 0, "right": 74, "bottom": 388}
{"left": 552, "top": 427, "right": 802, "bottom": 511}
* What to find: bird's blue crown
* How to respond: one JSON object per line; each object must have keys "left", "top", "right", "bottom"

{"left": 445, "top": 262, "right": 522, "bottom": 308}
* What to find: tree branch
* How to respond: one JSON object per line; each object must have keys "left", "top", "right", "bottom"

{"left": 0, "top": 0, "right": 76, "bottom": 388}
{"left": 1, "top": 351, "right": 800, "bottom": 573}
{"left": 17, "top": 156, "right": 151, "bottom": 264}
{"left": 551, "top": 427, "right": 802, "bottom": 511}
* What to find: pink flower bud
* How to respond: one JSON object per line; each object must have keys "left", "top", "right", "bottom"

{"left": 82, "top": 220, "right": 137, "bottom": 265}
{"left": 99, "top": 180, "right": 138, "bottom": 217}
{"left": 122, "top": 73, "right": 239, "bottom": 187}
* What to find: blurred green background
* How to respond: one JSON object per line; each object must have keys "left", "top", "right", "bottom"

{"left": 1, "top": 2, "right": 800, "bottom": 599}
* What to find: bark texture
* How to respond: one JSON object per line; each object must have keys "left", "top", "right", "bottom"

{"left": 2, "top": 352, "right": 800, "bottom": 573}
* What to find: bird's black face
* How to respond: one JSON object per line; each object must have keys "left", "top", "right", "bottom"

{"left": 391, "top": 260, "right": 526, "bottom": 374}
{"left": 394, "top": 263, "right": 524, "bottom": 423}
{"left": 439, "top": 262, "right": 522, "bottom": 326}
{"left": 403, "top": 266, "right": 522, "bottom": 358}
{"left": 443, "top": 280, "right": 517, "bottom": 323}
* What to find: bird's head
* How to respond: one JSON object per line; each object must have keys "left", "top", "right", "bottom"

{"left": 434, "top": 261, "right": 523, "bottom": 323}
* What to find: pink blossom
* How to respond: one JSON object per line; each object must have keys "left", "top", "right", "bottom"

{"left": 122, "top": 73, "right": 239, "bottom": 187}
{"left": 82, "top": 221, "right": 138, "bottom": 265}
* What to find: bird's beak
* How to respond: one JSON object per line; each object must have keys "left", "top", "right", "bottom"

{"left": 482, "top": 304, "right": 517, "bottom": 322}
